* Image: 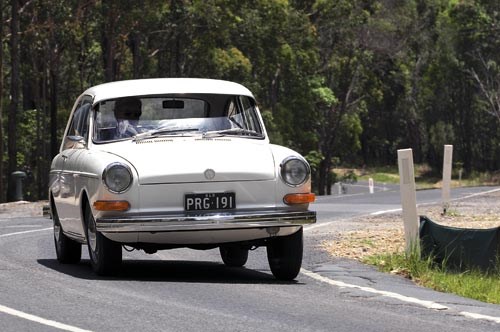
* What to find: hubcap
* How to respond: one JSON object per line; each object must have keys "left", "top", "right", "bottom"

{"left": 54, "top": 222, "right": 61, "bottom": 242}
{"left": 88, "top": 215, "right": 97, "bottom": 253}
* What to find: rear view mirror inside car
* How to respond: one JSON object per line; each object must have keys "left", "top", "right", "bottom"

{"left": 163, "top": 100, "right": 184, "bottom": 109}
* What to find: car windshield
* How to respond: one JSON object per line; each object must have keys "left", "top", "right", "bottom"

{"left": 93, "top": 93, "right": 264, "bottom": 143}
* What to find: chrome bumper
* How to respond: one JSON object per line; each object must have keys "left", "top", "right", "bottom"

{"left": 96, "top": 210, "right": 316, "bottom": 233}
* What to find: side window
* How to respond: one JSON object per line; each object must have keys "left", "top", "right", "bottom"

{"left": 80, "top": 96, "right": 93, "bottom": 141}
{"left": 64, "top": 96, "right": 93, "bottom": 150}
{"left": 226, "top": 97, "right": 244, "bottom": 128}
{"left": 67, "top": 104, "right": 91, "bottom": 138}
{"left": 238, "top": 96, "right": 262, "bottom": 133}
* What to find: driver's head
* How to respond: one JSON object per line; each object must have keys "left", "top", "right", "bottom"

{"left": 114, "top": 97, "right": 142, "bottom": 122}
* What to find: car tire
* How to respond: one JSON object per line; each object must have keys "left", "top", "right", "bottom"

{"left": 52, "top": 201, "right": 82, "bottom": 264}
{"left": 219, "top": 246, "right": 249, "bottom": 267}
{"left": 266, "top": 228, "right": 303, "bottom": 281}
{"left": 84, "top": 203, "right": 122, "bottom": 275}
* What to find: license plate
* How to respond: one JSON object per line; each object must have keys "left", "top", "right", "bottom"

{"left": 184, "top": 192, "right": 236, "bottom": 211}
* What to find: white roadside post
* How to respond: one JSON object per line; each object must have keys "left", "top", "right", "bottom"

{"left": 442, "top": 145, "right": 453, "bottom": 214}
{"left": 397, "top": 149, "right": 420, "bottom": 255}
{"left": 368, "top": 178, "right": 374, "bottom": 194}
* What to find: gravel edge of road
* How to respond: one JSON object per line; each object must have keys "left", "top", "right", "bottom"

{"left": 322, "top": 190, "right": 500, "bottom": 260}
{"left": 0, "top": 201, "right": 48, "bottom": 219}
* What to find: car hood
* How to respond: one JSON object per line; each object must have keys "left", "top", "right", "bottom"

{"left": 96, "top": 138, "right": 276, "bottom": 184}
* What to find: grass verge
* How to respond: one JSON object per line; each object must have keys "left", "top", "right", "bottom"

{"left": 365, "top": 253, "right": 500, "bottom": 304}
{"left": 340, "top": 164, "right": 500, "bottom": 189}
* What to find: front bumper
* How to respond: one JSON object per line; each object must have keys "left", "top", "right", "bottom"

{"left": 96, "top": 210, "right": 316, "bottom": 233}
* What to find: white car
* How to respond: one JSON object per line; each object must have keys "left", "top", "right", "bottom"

{"left": 49, "top": 78, "right": 316, "bottom": 280}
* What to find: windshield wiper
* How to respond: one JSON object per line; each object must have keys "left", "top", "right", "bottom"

{"left": 202, "top": 128, "right": 264, "bottom": 139}
{"left": 134, "top": 128, "right": 200, "bottom": 141}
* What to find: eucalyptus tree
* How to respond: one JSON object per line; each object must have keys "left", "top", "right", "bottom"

{"left": 424, "top": 0, "right": 500, "bottom": 171}
{"left": 0, "top": 0, "right": 4, "bottom": 202}
{"left": 230, "top": 0, "right": 319, "bottom": 151}
{"left": 7, "top": 0, "right": 20, "bottom": 202}
{"left": 308, "top": 0, "right": 372, "bottom": 194}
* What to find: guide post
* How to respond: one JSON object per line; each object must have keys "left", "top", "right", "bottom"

{"left": 442, "top": 145, "right": 453, "bottom": 214}
{"left": 397, "top": 149, "right": 419, "bottom": 255}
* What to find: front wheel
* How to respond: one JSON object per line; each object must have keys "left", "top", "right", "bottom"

{"left": 85, "top": 204, "right": 122, "bottom": 275}
{"left": 219, "top": 246, "right": 249, "bottom": 267}
{"left": 266, "top": 228, "right": 303, "bottom": 280}
{"left": 52, "top": 201, "right": 81, "bottom": 264}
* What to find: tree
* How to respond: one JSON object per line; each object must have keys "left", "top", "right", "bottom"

{"left": 310, "top": 0, "right": 371, "bottom": 194}
{"left": 7, "top": 0, "right": 20, "bottom": 202}
{"left": 0, "top": 0, "right": 499, "bottom": 202}
{"left": 0, "top": 0, "right": 5, "bottom": 202}
{"left": 470, "top": 55, "right": 500, "bottom": 124}
{"left": 432, "top": 0, "right": 500, "bottom": 171}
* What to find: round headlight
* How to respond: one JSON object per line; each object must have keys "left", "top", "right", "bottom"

{"left": 103, "top": 163, "right": 132, "bottom": 193}
{"left": 280, "top": 157, "right": 310, "bottom": 186}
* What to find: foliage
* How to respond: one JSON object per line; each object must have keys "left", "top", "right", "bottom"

{"left": 1, "top": 0, "right": 499, "bottom": 201}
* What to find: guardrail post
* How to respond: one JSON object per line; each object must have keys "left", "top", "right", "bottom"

{"left": 397, "top": 149, "right": 419, "bottom": 255}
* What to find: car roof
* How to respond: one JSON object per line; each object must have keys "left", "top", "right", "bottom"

{"left": 84, "top": 78, "right": 254, "bottom": 104}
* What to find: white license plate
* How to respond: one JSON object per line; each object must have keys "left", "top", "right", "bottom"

{"left": 184, "top": 192, "right": 236, "bottom": 211}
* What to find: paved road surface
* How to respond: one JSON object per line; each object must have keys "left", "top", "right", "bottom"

{"left": 0, "top": 186, "right": 499, "bottom": 331}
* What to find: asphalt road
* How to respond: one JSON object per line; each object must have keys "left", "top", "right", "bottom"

{"left": 1, "top": 186, "right": 499, "bottom": 331}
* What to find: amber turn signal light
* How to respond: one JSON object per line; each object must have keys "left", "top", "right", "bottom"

{"left": 93, "top": 200, "right": 130, "bottom": 211}
{"left": 283, "top": 193, "right": 316, "bottom": 205}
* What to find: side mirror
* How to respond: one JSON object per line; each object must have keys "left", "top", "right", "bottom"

{"left": 63, "top": 135, "right": 86, "bottom": 150}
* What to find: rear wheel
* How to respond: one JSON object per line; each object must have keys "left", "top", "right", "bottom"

{"left": 85, "top": 203, "right": 122, "bottom": 275}
{"left": 52, "top": 201, "right": 81, "bottom": 263}
{"left": 219, "top": 246, "right": 249, "bottom": 267}
{"left": 266, "top": 228, "right": 303, "bottom": 280}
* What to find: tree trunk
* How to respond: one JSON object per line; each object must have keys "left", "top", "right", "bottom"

{"left": 0, "top": 0, "right": 4, "bottom": 202}
{"left": 49, "top": 68, "right": 58, "bottom": 159}
{"left": 7, "top": 0, "right": 20, "bottom": 202}
{"left": 41, "top": 68, "right": 49, "bottom": 199}
{"left": 101, "top": 1, "right": 117, "bottom": 82}
{"left": 269, "top": 66, "right": 281, "bottom": 113}
{"left": 318, "top": 164, "right": 326, "bottom": 195}
{"left": 129, "top": 32, "right": 142, "bottom": 79}
{"left": 318, "top": 158, "right": 331, "bottom": 196}
{"left": 32, "top": 64, "right": 43, "bottom": 200}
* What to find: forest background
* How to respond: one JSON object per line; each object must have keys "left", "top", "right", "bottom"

{"left": 0, "top": 0, "right": 499, "bottom": 202}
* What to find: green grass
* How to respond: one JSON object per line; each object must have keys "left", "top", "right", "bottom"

{"left": 356, "top": 165, "right": 500, "bottom": 189}
{"left": 357, "top": 165, "right": 437, "bottom": 189}
{"left": 365, "top": 253, "right": 500, "bottom": 304}
{"left": 361, "top": 172, "right": 399, "bottom": 184}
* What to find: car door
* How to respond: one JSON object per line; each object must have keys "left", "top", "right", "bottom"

{"left": 56, "top": 96, "right": 93, "bottom": 237}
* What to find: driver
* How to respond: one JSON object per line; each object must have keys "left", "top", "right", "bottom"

{"left": 114, "top": 97, "right": 142, "bottom": 138}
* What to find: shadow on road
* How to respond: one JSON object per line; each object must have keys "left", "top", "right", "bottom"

{"left": 37, "top": 258, "right": 301, "bottom": 285}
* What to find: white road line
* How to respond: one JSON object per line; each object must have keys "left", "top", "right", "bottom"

{"left": 0, "top": 226, "right": 92, "bottom": 331}
{"left": 300, "top": 268, "right": 448, "bottom": 310}
{"left": 304, "top": 220, "right": 340, "bottom": 232}
{"left": 0, "top": 227, "right": 52, "bottom": 238}
{"left": 370, "top": 208, "right": 401, "bottom": 216}
{"left": 451, "top": 187, "right": 500, "bottom": 201}
{"left": 0, "top": 304, "right": 92, "bottom": 332}
{"left": 459, "top": 311, "right": 500, "bottom": 324}
{"left": 3, "top": 225, "right": 46, "bottom": 228}
{"left": 301, "top": 268, "right": 500, "bottom": 324}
